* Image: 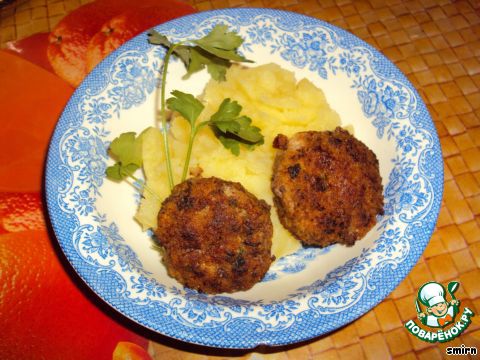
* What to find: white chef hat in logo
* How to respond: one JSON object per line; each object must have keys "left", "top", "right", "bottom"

{"left": 419, "top": 282, "right": 446, "bottom": 307}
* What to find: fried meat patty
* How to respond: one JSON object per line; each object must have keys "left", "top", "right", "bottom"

{"left": 272, "top": 127, "right": 384, "bottom": 247}
{"left": 155, "top": 177, "right": 274, "bottom": 294}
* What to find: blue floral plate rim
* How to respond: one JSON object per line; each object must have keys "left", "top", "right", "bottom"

{"left": 45, "top": 7, "right": 443, "bottom": 348}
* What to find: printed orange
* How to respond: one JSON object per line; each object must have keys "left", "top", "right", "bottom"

{"left": 86, "top": 1, "right": 196, "bottom": 72}
{"left": 4, "top": 32, "right": 53, "bottom": 72}
{"left": 47, "top": 0, "right": 132, "bottom": 86}
{"left": 0, "top": 51, "right": 73, "bottom": 192}
{"left": 0, "top": 192, "right": 45, "bottom": 234}
{"left": 113, "top": 342, "right": 152, "bottom": 360}
{"left": 0, "top": 230, "right": 148, "bottom": 359}
{"left": 48, "top": 0, "right": 197, "bottom": 86}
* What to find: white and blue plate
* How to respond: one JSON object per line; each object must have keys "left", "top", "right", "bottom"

{"left": 45, "top": 8, "right": 443, "bottom": 348}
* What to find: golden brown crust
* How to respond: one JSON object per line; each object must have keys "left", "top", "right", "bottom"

{"left": 155, "top": 177, "right": 274, "bottom": 294}
{"left": 271, "top": 127, "right": 384, "bottom": 247}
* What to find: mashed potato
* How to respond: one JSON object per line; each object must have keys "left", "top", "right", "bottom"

{"left": 136, "top": 63, "right": 341, "bottom": 259}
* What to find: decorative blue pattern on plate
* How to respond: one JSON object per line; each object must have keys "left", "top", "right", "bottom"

{"left": 45, "top": 8, "right": 443, "bottom": 348}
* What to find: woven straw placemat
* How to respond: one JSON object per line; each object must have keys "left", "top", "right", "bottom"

{"left": 1, "top": 0, "right": 479, "bottom": 359}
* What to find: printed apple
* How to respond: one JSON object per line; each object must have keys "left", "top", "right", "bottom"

{"left": 86, "top": 1, "right": 196, "bottom": 72}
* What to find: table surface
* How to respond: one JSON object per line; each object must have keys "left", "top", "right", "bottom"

{"left": 1, "top": 0, "right": 479, "bottom": 359}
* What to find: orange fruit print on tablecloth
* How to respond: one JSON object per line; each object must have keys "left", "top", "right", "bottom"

{"left": 0, "top": 230, "right": 149, "bottom": 359}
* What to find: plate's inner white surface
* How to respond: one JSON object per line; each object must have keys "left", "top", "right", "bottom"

{"left": 96, "top": 49, "right": 396, "bottom": 301}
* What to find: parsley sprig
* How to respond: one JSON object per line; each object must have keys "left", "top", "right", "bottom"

{"left": 106, "top": 25, "right": 264, "bottom": 193}
{"left": 167, "top": 91, "right": 264, "bottom": 180}
{"left": 104, "top": 132, "right": 159, "bottom": 200}
{"left": 148, "top": 25, "right": 252, "bottom": 81}
{"left": 105, "top": 132, "right": 143, "bottom": 180}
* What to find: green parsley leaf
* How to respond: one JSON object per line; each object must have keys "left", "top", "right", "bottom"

{"left": 106, "top": 163, "right": 140, "bottom": 181}
{"left": 147, "top": 30, "right": 190, "bottom": 66}
{"left": 194, "top": 45, "right": 250, "bottom": 63}
{"left": 183, "top": 47, "right": 206, "bottom": 77}
{"left": 233, "top": 116, "right": 264, "bottom": 143}
{"left": 217, "top": 135, "right": 240, "bottom": 156}
{"left": 194, "top": 25, "right": 243, "bottom": 51}
{"left": 184, "top": 47, "right": 230, "bottom": 81}
{"left": 105, "top": 132, "right": 144, "bottom": 181}
{"left": 105, "top": 163, "right": 123, "bottom": 181}
{"left": 213, "top": 120, "right": 240, "bottom": 134}
{"left": 210, "top": 98, "right": 241, "bottom": 122}
{"left": 208, "top": 98, "right": 264, "bottom": 155}
{"left": 192, "top": 25, "right": 251, "bottom": 63}
{"left": 212, "top": 117, "right": 264, "bottom": 144}
{"left": 166, "top": 90, "right": 205, "bottom": 126}
{"left": 109, "top": 132, "right": 143, "bottom": 167}
{"left": 205, "top": 60, "right": 229, "bottom": 81}
{"left": 147, "top": 30, "right": 171, "bottom": 47}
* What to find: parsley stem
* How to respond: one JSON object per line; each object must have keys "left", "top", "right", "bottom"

{"left": 158, "top": 44, "right": 180, "bottom": 191}
{"left": 181, "top": 121, "right": 209, "bottom": 181}
{"left": 181, "top": 128, "right": 196, "bottom": 182}
{"left": 129, "top": 174, "right": 162, "bottom": 201}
